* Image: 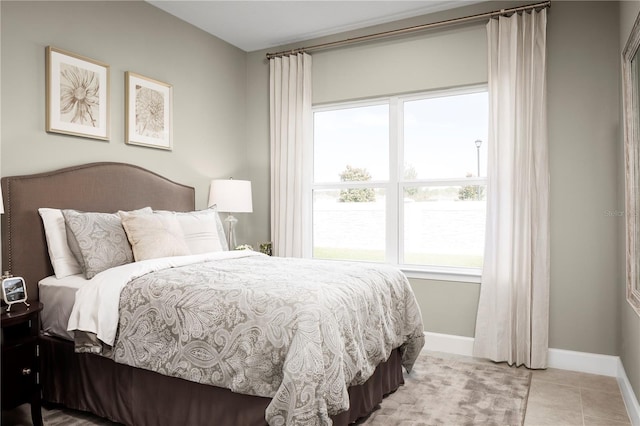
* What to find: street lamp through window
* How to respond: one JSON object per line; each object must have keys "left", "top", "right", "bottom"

{"left": 475, "top": 139, "right": 482, "bottom": 177}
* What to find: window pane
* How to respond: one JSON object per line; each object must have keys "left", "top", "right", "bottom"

{"left": 403, "top": 185, "right": 486, "bottom": 268}
{"left": 404, "top": 91, "right": 488, "bottom": 179}
{"left": 314, "top": 104, "right": 389, "bottom": 183}
{"left": 313, "top": 188, "right": 385, "bottom": 262}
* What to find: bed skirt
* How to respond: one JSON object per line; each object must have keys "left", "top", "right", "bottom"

{"left": 40, "top": 335, "right": 404, "bottom": 425}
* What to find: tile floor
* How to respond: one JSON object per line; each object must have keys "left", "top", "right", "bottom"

{"left": 525, "top": 367, "right": 632, "bottom": 425}
{"left": 1, "top": 362, "right": 634, "bottom": 425}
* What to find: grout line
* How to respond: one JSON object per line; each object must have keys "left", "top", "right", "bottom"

{"left": 579, "top": 387, "right": 586, "bottom": 426}
{"left": 531, "top": 376, "right": 580, "bottom": 388}
{"left": 522, "top": 370, "right": 533, "bottom": 426}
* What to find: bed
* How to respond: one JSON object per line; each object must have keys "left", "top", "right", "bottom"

{"left": 1, "top": 162, "right": 425, "bottom": 426}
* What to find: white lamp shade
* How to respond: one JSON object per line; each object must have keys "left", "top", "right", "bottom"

{"left": 208, "top": 179, "right": 253, "bottom": 213}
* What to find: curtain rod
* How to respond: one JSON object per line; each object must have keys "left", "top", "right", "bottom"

{"left": 266, "top": 1, "right": 550, "bottom": 59}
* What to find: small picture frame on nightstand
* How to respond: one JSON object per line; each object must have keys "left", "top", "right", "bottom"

{"left": 1, "top": 276, "right": 29, "bottom": 311}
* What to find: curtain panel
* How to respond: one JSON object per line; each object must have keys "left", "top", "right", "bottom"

{"left": 269, "top": 53, "right": 313, "bottom": 258}
{"left": 473, "top": 9, "right": 550, "bottom": 369}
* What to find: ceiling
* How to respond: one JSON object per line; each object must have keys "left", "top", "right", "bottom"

{"left": 147, "top": 1, "right": 481, "bottom": 52}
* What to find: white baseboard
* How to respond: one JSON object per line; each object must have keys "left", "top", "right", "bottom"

{"left": 423, "top": 331, "right": 640, "bottom": 425}
{"left": 424, "top": 331, "right": 475, "bottom": 356}
{"left": 424, "top": 331, "right": 620, "bottom": 376}
{"left": 547, "top": 347, "right": 619, "bottom": 377}
{"left": 618, "top": 359, "right": 640, "bottom": 426}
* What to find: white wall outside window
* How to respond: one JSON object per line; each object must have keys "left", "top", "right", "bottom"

{"left": 311, "top": 85, "right": 488, "bottom": 282}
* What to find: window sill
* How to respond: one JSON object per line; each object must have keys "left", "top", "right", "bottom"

{"left": 310, "top": 256, "right": 482, "bottom": 284}
{"left": 401, "top": 267, "right": 481, "bottom": 284}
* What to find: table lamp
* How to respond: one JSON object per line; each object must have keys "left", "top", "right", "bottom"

{"left": 208, "top": 179, "right": 253, "bottom": 249}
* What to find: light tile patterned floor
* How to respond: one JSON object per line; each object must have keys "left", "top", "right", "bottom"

{"left": 525, "top": 367, "right": 631, "bottom": 426}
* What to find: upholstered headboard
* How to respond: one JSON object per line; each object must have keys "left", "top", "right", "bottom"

{"left": 1, "top": 162, "right": 195, "bottom": 302}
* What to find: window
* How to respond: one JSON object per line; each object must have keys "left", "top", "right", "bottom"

{"left": 311, "top": 86, "right": 488, "bottom": 280}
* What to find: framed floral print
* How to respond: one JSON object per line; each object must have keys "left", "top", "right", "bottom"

{"left": 125, "top": 72, "right": 173, "bottom": 150}
{"left": 46, "top": 46, "right": 110, "bottom": 140}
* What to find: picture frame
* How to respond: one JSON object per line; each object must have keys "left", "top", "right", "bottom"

{"left": 622, "top": 10, "right": 640, "bottom": 317}
{"left": 125, "top": 71, "right": 173, "bottom": 150}
{"left": 1, "top": 276, "right": 28, "bottom": 311}
{"left": 46, "top": 46, "right": 110, "bottom": 140}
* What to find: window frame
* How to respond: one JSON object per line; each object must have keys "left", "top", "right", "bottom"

{"left": 311, "top": 84, "right": 488, "bottom": 283}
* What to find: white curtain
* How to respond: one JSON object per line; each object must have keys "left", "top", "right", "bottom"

{"left": 473, "top": 9, "right": 550, "bottom": 369}
{"left": 269, "top": 53, "right": 313, "bottom": 258}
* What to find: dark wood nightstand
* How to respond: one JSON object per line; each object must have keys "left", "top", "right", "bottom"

{"left": 1, "top": 302, "right": 43, "bottom": 426}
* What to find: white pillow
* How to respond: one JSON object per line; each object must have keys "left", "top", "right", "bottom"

{"left": 119, "top": 210, "right": 190, "bottom": 261}
{"left": 155, "top": 209, "right": 226, "bottom": 254}
{"left": 38, "top": 208, "right": 82, "bottom": 279}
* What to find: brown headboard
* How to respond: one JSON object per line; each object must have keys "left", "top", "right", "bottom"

{"left": 1, "top": 162, "right": 195, "bottom": 302}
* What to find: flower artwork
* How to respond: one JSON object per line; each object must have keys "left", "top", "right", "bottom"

{"left": 126, "top": 72, "right": 173, "bottom": 150}
{"left": 60, "top": 64, "right": 100, "bottom": 127}
{"left": 135, "top": 86, "right": 165, "bottom": 139}
{"left": 46, "top": 47, "right": 109, "bottom": 140}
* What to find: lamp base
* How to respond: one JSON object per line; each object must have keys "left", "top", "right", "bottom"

{"left": 224, "top": 214, "right": 238, "bottom": 250}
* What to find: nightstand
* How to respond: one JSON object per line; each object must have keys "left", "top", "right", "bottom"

{"left": 1, "top": 302, "right": 43, "bottom": 426}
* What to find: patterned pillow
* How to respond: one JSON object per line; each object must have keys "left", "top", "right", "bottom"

{"left": 63, "top": 207, "right": 151, "bottom": 279}
{"left": 119, "top": 210, "right": 190, "bottom": 261}
{"left": 155, "top": 208, "right": 227, "bottom": 254}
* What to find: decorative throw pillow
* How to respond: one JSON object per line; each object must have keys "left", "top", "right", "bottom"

{"left": 155, "top": 208, "right": 226, "bottom": 254}
{"left": 38, "top": 208, "right": 83, "bottom": 279}
{"left": 62, "top": 207, "right": 151, "bottom": 279}
{"left": 119, "top": 210, "right": 190, "bottom": 261}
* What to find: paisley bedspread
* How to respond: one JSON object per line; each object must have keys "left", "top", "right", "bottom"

{"left": 88, "top": 254, "right": 424, "bottom": 425}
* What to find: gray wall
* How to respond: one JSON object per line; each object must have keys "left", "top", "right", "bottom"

{"left": 620, "top": 0, "right": 640, "bottom": 405}
{"left": 547, "top": 1, "right": 621, "bottom": 356}
{"left": 1, "top": 0, "right": 249, "bottom": 219}
{"left": 246, "top": 1, "right": 624, "bottom": 355}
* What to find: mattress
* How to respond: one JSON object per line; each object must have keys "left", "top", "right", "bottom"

{"left": 39, "top": 274, "right": 86, "bottom": 341}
